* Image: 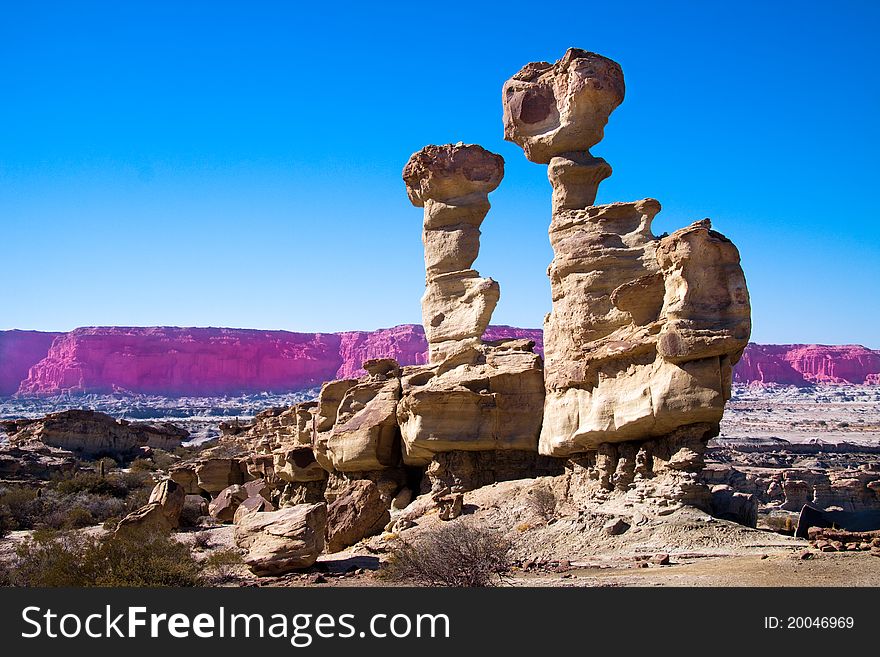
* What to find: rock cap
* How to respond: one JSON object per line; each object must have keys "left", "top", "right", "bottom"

{"left": 403, "top": 143, "right": 504, "bottom": 207}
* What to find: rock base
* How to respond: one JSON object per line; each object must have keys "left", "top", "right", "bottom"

{"left": 422, "top": 449, "right": 566, "bottom": 494}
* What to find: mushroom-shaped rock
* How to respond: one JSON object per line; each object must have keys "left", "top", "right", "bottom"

{"left": 403, "top": 143, "right": 505, "bottom": 364}
{"left": 403, "top": 143, "right": 503, "bottom": 206}
{"left": 502, "top": 48, "right": 625, "bottom": 164}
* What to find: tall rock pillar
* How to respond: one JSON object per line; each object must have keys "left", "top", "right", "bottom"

{"left": 402, "top": 143, "right": 504, "bottom": 364}
{"left": 503, "top": 48, "right": 751, "bottom": 503}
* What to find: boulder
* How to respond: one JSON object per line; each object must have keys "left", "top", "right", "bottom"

{"left": 194, "top": 458, "right": 250, "bottom": 494}
{"left": 273, "top": 446, "right": 328, "bottom": 482}
{"left": 234, "top": 503, "right": 327, "bottom": 575}
{"left": 117, "top": 502, "right": 175, "bottom": 533}
{"left": 502, "top": 47, "right": 625, "bottom": 166}
{"left": 147, "top": 479, "right": 186, "bottom": 528}
{"left": 209, "top": 484, "right": 251, "bottom": 523}
{"left": 320, "top": 371, "right": 401, "bottom": 472}
{"left": 233, "top": 495, "right": 276, "bottom": 524}
{"left": 710, "top": 484, "right": 758, "bottom": 528}
{"left": 117, "top": 478, "right": 186, "bottom": 532}
{"left": 326, "top": 480, "right": 391, "bottom": 553}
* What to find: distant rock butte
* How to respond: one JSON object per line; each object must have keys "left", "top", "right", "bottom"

{"left": 1, "top": 328, "right": 877, "bottom": 397}
{"left": 733, "top": 343, "right": 880, "bottom": 386}
{"left": 0, "top": 330, "right": 63, "bottom": 395}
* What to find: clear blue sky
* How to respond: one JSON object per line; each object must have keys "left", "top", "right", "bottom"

{"left": 1, "top": 1, "right": 878, "bottom": 347}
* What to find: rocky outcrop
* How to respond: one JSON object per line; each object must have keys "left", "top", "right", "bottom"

{"left": 0, "top": 330, "right": 62, "bottom": 396}
{"left": 0, "top": 443, "right": 77, "bottom": 479}
{"left": 316, "top": 359, "right": 402, "bottom": 473}
{"left": 733, "top": 344, "right": 880, "bottom": 386}
{"left": 1, "top": 410, "right": 187, "bottom": 458}
{"left": 234, "top": 503, "right": 327, "bottom": 575}
{"left": 4, "top": 325, "right": 876, "bottom": 396}
{"left": 170, "top": 457, "right": 251, "bottom": 495}
{"left": 703, "top": 463, "right": 880, "bottom": 514}
{"left": 403, "top": 143, "right": 504, "bottom": 363}
{"left": 503, "top": 49, "right": 751, "bottom": 471}
{"left": 8, "top": 325, "right": 542, "bottom": 397}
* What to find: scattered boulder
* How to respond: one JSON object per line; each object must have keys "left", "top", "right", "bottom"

{"left": 117, "top": 478, "right": 186, "bottom": 532}
{"left": 233, "top": 495, "right": 276, "bottom": 524}
{"left": 117, "top": 502, "right": 175, "bottom": 533}
{"left": 209, "top": 484, "right": 251, "bottom": 523}
{"left": 603, "top": 517, "right": 630, "bottom": 536}
{"left": 234, "top": 503, "right": 327, "bottom": 575}
{"left": 147, "top": 479, "right": 186, "bottom": 528}
{"left": 326, "top": 480, "right": 390, "bottom": 553}
{"left": 437, "top": 492, "right": 464, "bottom": 521}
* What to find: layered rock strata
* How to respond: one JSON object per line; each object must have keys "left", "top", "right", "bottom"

{"left": 503, "top": 49, "right": 751, "bottom": 488}
{"left": 403, "top": 143, "right": 503, "bottom": 364}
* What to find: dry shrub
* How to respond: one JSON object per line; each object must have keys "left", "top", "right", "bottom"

{"left": 9, "top": 525, "right": 202, "bottom": 587}
{"left": 385, "top": 520, "right": 512, "bottom": 587}
{"left": 202, "top": 548, "right": 244, "bottom": 583}
{"left": 527, "top": 486, "right": 557, "bottom": 521}
{"left": 192, "top": 531, "right": 212, "bottom": 550}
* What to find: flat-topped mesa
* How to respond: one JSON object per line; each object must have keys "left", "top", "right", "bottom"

{"left": 403, "top": 143, "right": 503, "bottom": 363}
{"left": 502, "top": 48, "right": 624, "bottom": 213}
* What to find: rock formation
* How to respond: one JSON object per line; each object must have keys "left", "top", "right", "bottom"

{"left": 1, "top": 410, "right": 187, "bottom": 458}
{"left": 5, "top": 325, "right": 878, "bottom": 396}
{"left": 0, "top": 330, "right": 62, "bottom": 395}
{"left": 733, "top": 344, "right": 880, "bottom": 386}
{"left": 118, "top": 478, "right": 186, "bottom": 533}
{"left": 503, "top": 48, "right": 751, "bottom": 505}
{"left": 403, "top": 143, "right": 504, "bottom": 363}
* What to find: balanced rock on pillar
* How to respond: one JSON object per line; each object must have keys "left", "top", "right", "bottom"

{"left": 503, "top": 49, "right": 751, "bottom": 500}
{"left": 502, "top": 48, "right": 624, "bottom": 211}
{"left": 403, "top": 143, "right": 503, "bottom": 364}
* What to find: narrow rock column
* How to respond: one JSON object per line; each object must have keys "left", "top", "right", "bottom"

{"left": 402, "top": 143, "right": 504, "bottom": 363}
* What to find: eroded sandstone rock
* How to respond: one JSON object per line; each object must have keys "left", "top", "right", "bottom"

{"left": 325, "top": 480, "right": 390, "bottom": 553}
{"left": 118, "top": 479, "right": 185, "bottom": 533}
{"left": 403, "top": 143, "right": 503, "bottom": 363}
{"left": 2, "top": 410, "right": 187, "bottom": 458}
{"left": 317, "top": 361, "right": 402, "bottom": 472}
{"left": 234, "top": 503, "right": 327, "bottom": 575}
{"left": 503, "top": 49, "right": 750, "bottom": 469}
{"left": 397, "top": 340, "right": 545, "bottom": 466}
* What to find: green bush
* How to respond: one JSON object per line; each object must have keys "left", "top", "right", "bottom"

{"left": 10, "top": 526, "right": 202, "bottom": 587}
{"left": 0, "top": 486, "right": 40, "bottom": 531}
{"left": 129, "top": 458, "right": 158, "bottom": 472}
